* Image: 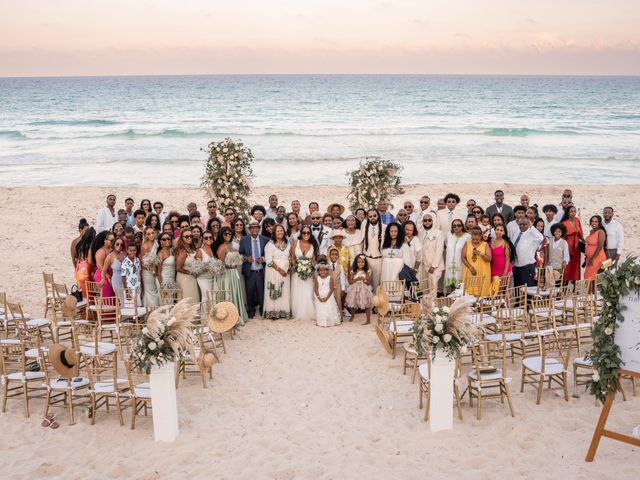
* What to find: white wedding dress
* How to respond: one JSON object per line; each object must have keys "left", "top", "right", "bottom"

{"left": 290, "top": 242, "right": 316, "bottom": 321}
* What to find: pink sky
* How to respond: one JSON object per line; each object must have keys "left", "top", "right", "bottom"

{"left": 1, "top": 0, "right": 639, "bottom": 76}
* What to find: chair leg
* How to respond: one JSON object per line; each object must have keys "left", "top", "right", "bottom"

{"left": 536, "top": 375, "right": 544, "bottom": 404}
{"left": 43, "top": 388, "right": 51, "bottom": 419}
{"left": 115, "top": 395, "right": 124, "bottom": 426}
{"left": 411, "top": 358, "right": 418, "bottom": 384}
{"left": 67, "top": 391, "right": 75, "bottom": 425}
{"left": 424, "top": 388, "right": 430, "bottom": 422}
{"left": 563, "top": 373, "right": 569, "bottom": 401}
{"left": 2, "top": 381, "right": 9, "bottom": 413}
{"left": 476, "top": 390, "right": 482, "bottom": 420}
{"left": 402, "top": 351, "right": 408, "bottom": 375}
{"left": 23, "top": 383, "right": 30, "bottom": 418}
{"left": 520, "top": 367, "right": 526, "bottom": 393}
{"left": 454, "top": 383, "right": 463, "bottom": 421}
{"left": 504, "top": 382, "right": 516, "bottom": 417}
{"left": 131, "top": 399, "right": 137, "bottom": 429}
{"left": 418, "top": 381, "right": 423, "bottom": 409}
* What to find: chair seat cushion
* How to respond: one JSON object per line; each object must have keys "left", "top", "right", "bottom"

{"left": 26, "top": 318, "right": 51, "bottom": 328}
{"left": 0, "top": 338, "right": 21, "bottom": 345}
{"left": 468, "top": 368, "right": 504, "bottom": 381}
{"left": 485, "top": 332, "right": 521, "bottom": 342}
{"left": 80, "top": 342, "right": 116, "bottom": 356}
{"left": 134, "top": 387, "right": 152, "bottom": 398}
{"left": 418, "top": 363, "right": 430, "bottom": 380}
{"left": 556, "top": 325, "right": 577, "bottom": 332}
{"left": 7, "top": 371, "right": 46, "bottom": 381}
{"left": 121, "top": 306, "right": 147, "bottom": 317}
{"left": 0, "top": 312, "right": 32, "bottom": 320}
{"left": 527, "top": 287, "right": 550, "bottom": 297}
{"left": 389, "top": 324, "right": 413, "bottom": 334}
{"left": 48, "top": 377, "right": 90, "bottom": 390}
{"left": 523, "top": 356, "right": 564, "bottom": 375}
{"left": 93, "top": 378, "right": 128, "bottom": 393}
{"left": 574, "top": 356, "right": 593, "bottom": 367}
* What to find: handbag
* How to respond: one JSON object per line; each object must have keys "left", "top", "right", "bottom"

{"left": 70, "top": 284, "right": 83, "bottom": 302}
{"left": 578, "top": 240, "right": 586, "bottom": 253}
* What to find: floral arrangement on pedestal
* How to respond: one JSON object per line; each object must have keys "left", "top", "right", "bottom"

{"left": 201, "top": 138, "right": 254, "bottom": 219}
{"left": 346, "top": 157, "right": 404, "bottom": 211}
{"left": 294, "top": 257, "right": 315, "bottom": 280}
{"left": 131, "top": 299, "right": 199, "bottom": 374}
{"left": 411, "top": 296, "right": 478, "bottom": 359}
{"left": 588, "top": 257, "right": 640, "bottom": 402}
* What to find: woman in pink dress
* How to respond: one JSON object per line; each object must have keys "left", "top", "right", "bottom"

{"left": 490, "top": 224, "right": 513, "bottom": 278}
{"left": 584, "top": 215, "right": 607, "bottom": 288}
{"left": 90, "top": 230, "right": 116, "bottom": 298}
{"left": 561, "top": 206, "right": 583, "bottom": 283}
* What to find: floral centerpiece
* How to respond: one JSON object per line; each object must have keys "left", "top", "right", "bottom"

{"left": 201, "top": 137, "right": 254, "bottom": 220}
{"left": 588, "top": 257, "right": 640, "bottom": 402}
{"left": 346, "top": 157, "right": 404, "bottom": 211}
{"left": 411, "top": 296, "right": 479, "bottom": 360}
{"left": 224, "top": 251, "right": 244, "bottom": 269}
{"left": 204, "top": 257, "right": 226, "bottom": 277}
{"left": 294, "top": 257, "right": 315, "bottom": 280}
{"left": 131, "top": 299, "right": 199, "bottom": 374}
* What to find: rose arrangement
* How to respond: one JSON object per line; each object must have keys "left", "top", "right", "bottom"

{"left": 294, "top": 257, "right": 315, "bottom": 281}
{"left": 224, "top": 251, "right": 244, "bottom": 269}
{"left": 412, "top": 296, "right": 478, "bottom": 360}
{"left": 131, "top": 299, "right": 199, "bottom": 374}
{"left": 346, "top": 157, "right": 404, "bottom": 211}
{"left": 587, "top": 257, "right": 640, "bottom": 402}
{"left": 201, "top": 137, "right": 254, "bottom": 220}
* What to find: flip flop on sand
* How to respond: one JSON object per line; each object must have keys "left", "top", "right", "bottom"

{"left": 41, "top": 415, "right": 56, "bottom": 427}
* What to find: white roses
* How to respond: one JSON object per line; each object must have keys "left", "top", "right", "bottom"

{"left": 148, "top": 341, "right": 157, "bottom": 351}
{"left": 443, "top": 334, "right": 452, "bottom": 343}
{"left": 434, "top": 323, "right": 443, "bottom": 333}
{"left": 432, "top": 336, "right": 440, "bottom": 344}
{"left": 604, "top": 327, "right": 613, "bottom": 336}
{"left": 592, "top": 371, "right": 600, "bottom": 381}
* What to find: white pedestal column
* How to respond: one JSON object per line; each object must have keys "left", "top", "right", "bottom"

{"left": 150, "top": 361, "right": 179, "bottom": 442}
{"left": 429, "top": 351, "right": 455, "bottom": 433}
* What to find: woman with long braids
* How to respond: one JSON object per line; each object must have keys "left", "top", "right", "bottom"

{"left": 90, "top": 230, "right": 115, "bottom": 298}
{"left": 75, "top": 227, "right": 96, "bottom": 299}
{"left": 362, "top": 209, "right": 385, "bottom": 291}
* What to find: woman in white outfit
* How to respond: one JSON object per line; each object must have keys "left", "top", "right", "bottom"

{"left": 290, "top": 225, "right": 317, "bottom": 321}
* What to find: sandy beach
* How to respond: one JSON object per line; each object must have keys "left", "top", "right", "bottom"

{"left": 1, "top": 183, "right": 639, "bottom": 479}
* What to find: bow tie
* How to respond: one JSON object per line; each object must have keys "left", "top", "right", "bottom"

{"left": 312, "top": 226, "right": 321, "bottom": 231}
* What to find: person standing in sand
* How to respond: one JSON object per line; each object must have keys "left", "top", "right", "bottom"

{"left": 418, "top": 213, "right": 445, "bottom": 293}
{"left": 96, "top": 194, "right": 117, "bottom": 233}
{"left": 362, "top": 209, "right": 385, "bottom": 291}
{"left": 486, "top": 189, "right": 514, "bottom": 224}
{"left": 71, "top": 218, "right": 90, "bottom": 267}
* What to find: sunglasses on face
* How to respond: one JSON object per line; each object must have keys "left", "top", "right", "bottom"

{"left": 161, "top": 237, "right": 171, "bottom": 242}
{"left": 473, "top": 210, "right": 481, "bottom": 214}
{"left": 302, "top": 232, "right": 311, "bottom": 236}
{"left": 420, "top": 201, "right": 429, "bottom": 204}
{"left": 203, "top": 236, "right": 213, "bottom": 240}
{"left": 223, "top": 232, "right": 232, "bottom": 236}
{"left": 423, "top": 220, "right": 432, "bottom": 223}
{"left": 453, "top": 224, "right": 463, "bottom": 228}
{"left": 183, "top": 235, "right": 192, "bottom": 239}
{"left": 115, "top": 242, "right": 123, "bottom": 247}
{"left": 225, "top": 213, "right": 234, "bottom": 216}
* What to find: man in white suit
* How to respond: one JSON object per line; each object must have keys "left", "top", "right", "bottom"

{"left": 362, "top": 209, "right": 386, "bottom": 291}
{"left": 418, "top": 212, "right": 445, "bottom": 293}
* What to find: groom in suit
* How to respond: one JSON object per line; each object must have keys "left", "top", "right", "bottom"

{"left": 239, "top": 220, "right": 270, "bottom": 319}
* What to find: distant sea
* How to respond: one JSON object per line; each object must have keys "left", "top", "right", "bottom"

{"left": 0, "top": 75, "right": 639, "bottom": 186}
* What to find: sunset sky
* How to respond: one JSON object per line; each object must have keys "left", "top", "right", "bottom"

{"left": 1, "top": 0, "right": 639, "bottom": 76}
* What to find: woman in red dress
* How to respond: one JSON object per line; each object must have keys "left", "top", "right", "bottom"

{"left": 561, "top": 206, "right": 583, "bottom": 283}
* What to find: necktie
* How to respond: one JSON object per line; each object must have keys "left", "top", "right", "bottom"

{"left": 514, "top": 232, "right": 523, "bottom": 247}
{"left": 332, "top": 262, "right": 336, "bottom": 271}
{"left": 252, "top": 238, "right": 260, "bottom": 269}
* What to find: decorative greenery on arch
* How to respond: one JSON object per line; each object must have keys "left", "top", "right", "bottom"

{"left": 587, "top": 257, "right": 640, "bottom": 402}
{"left": 346, "top": 157, "right": 404, "bottom": 212}
{"left": 201, "top": 138, "right": 254, "bottom": 220}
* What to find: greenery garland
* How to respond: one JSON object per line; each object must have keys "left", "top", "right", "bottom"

{"left": 346, "top": 157, "right": 404, "bottom": 211}
{"left": 201, "top": 138, "right": 254, "bottom": 220}
{"left": 587, "top": 257, "right": 640, "bottom": 402}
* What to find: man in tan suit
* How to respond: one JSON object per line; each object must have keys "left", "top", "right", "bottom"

{"left": 362, "top": 209, "right": 386, "bottom": 291}
{"left": 418, "top": 212, "right": 445, "bottom": 293}
{"left": 436, "top": 193, "right": 466, "bottom": 234}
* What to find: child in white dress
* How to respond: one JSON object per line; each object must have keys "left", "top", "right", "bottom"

{"left": 314, "top": 261, "right": 341, "bottom": 327}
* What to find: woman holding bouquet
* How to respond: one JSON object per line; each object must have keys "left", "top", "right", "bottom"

{"left": 290, "top": 225, "right": 318, "bottom": 321}
{"left": 217, "top": 227, "right": 248, "bottom": 325}
{"left": 156, "top": 233, "right": 176, "bottom": 288}
{"left": 195, "top": 230, "right": 216, "bottom": 299}
{"left": 264, "top": 224, "right": 291, "bottom": 319}
{"left": 141, "top": 226, "right": 160, "bottom": 308}
{"left": 175, "top": 229, "right": 200, "bottom": 304}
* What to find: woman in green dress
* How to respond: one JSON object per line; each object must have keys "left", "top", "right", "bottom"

{"left": 216, "top": 226, "right": 248, "bottom": 325}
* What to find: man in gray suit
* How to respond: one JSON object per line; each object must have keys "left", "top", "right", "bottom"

{"left": 485, "top": 189, "right": 514, "bottom": 223}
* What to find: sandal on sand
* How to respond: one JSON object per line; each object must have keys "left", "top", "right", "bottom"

{"left": 41, "top": 415, "right": 56, "bottom": 427}
{"left": 49, "top": 419, "right": 60, "bottom": 429}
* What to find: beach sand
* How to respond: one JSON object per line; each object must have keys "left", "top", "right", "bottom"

{"left": 1, "top": 184, "right": 639, "bottom": 479}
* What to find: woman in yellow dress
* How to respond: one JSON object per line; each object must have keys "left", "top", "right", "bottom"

{"left": 461, "top": 226, "right": 493, "bottom": 296}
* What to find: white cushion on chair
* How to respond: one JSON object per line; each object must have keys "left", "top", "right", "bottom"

{"left": 389, "top": 323, "right": 413, "bottom": 334}
{"left": 0, "top": 312, "right": 32, "bottom": 320}
{"left": 0, "top": 338, "right": 21, "bottom": 345}
{"left": 485, "top": 332, "right": 521, "bottom": 342}
{"left": 523, "top": 356, "right": 563, "bottom": 375}
{"left": 26, "top": 318, "right": 51, "bottom": 328}
{"left": 121, "top": 306, "right": 147, "bottom": 318}
{"left": 574, "top": 356, "right": 592, "bottom": 367}
{"left": 80, "top": 342, "right": 117, "bottom": 356}
{"left": 556, "top": 325, "right": 577, "bottom": 332}
{"left": 134, "top": 387, "right": 151, "bottom": 398}
{"left": 468, "top": 368, "right": 504, "bottom": 381}
{"left": 48, "top": 377, "right": 89, "bottom": 390}
{"left": 93, "top": 378, "right": 128, "bottom": 393}
{"left": 7, "top": 371, "right": 45, "bottom": 381}
{"left": 418, "top": 363, "right": 430, "bottom": 380}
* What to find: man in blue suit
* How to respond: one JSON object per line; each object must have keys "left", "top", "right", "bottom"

{"left": 239, "top": 220, "right": 270, "bottom": 318}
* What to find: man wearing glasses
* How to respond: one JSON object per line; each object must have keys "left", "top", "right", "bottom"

{"left": 204, "top": 200, "right": 225, "bottom": 228}
{"left": 309, "top": 212, "right": 332, "bottom": 255}
{"left": 555, "top": 189, "right": 577, "bottom": 222}
{"left": 416, "top": 195, "right": 439, "bottom": 233}
{"left": 466, "top": 199, "right": 477, "bottom": 215}
{"left": 485, "top": 189, "right": 514, "bottom": 223}
{"left": 153, "top": 201, "right": 168, "bottom": 225}
{"left": 239, "top": 220, "right": 270, "bottom": 319}
{"left": 418, "top": 212, "right": 445, "bottom": 294}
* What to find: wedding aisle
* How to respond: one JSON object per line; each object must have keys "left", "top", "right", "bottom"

{"left": 2, "top": 318, "right": 637, "bottom": 479}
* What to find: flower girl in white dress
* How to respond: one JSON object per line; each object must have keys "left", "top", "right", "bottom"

{"left": 314, "top": 261, "right": 341, "bottom": 327}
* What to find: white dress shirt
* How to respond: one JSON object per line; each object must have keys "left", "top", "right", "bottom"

{"left": 312, "top": 225, "right": 332, "bottom": 255}
{"left": 603, "top": 219, "right": 624, "bottom": 254}
{"left": 403, "top": 237, "right": 422, "bottom": 269}
{"left": 96, "top": 207, "right": 117, "bottom": 233}
{"left": 512, "top": 227, "right": 544, "bottom": 267}
{"left": 506, "top": 220, "right": 520, "bottom": 240}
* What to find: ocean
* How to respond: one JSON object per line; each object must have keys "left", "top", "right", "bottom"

{"left": 0, "top": 75, "right": 639, "bottom": 186}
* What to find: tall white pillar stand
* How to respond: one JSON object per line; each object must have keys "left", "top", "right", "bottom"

{"left": 150, "top": 361, "right": 179, "bottom": 442}
{"left": 429, "top": 351, "right": 455, "bottom": 433}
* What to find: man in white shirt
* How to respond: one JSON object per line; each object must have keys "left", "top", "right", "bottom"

{"left": 418, "top": 213, "right": 445, "bottom": 293}
{"left": 416, "top": 195, "right": 439, "bottom": 233}
{"left": 96, "top": 194, "right": 117, "bottom": 233}
{"left": 124, "top": 197, "right": 135, "bottom": 226}
{"left": 203, "top": 199, "right": 225, "bottom": 229}
{"left": 309, "top": 211, "right": 332, "bottom": 255}
{"left": 603, "top": 207, "right": 624, "bottom": 266}
{"left": 265, "top": 194, "right": 279, "bottom": 220}
{"left": 541, "top": 204, "right": 559, "bottom": 239}
{"left": 554, "top": 189, "right": 576, "bottom": 223}
{"left": 404, "top": 201, "right": 418, "bottom": 223}
{"left": 132, "top": 209, "right": 146, "bottom": 234}
{"left": 436, "top": 193, "right": 466, "bottom": 233}
{"left": 512, "top": 217, "right": 544, "bottom": 287}
{"left": 507, "top": 205, "right": 527, "bottom": 239}
{"left": 153, "top": 201, "right": 168, "bottom": 225}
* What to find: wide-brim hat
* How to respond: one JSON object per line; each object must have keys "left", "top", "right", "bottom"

{"left": 371, "top": 287, "right": 389, "bottom": 317}
{"left": 327, "top": 203, "right": 345, "bottom": 215}
{"left": 248, "top": 220, "right": 261, "bottom": 229}
{"left": 198, "top": 350, "right": 216, "bottom": 371}
{"left": 329, "top": 229, "right": 346, "bottom": 239}
{"left": 49, "top": 343, "right": 79, "bottom": 378}
{"left": 63, "top": 295, "right": 77, "bottom": 320}
{"left": 208, "top": 301, "right": 239, "bottom": 333}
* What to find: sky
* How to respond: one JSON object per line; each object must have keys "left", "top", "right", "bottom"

{"left": 1, "top": 0, "right": 639, "bottom": 76}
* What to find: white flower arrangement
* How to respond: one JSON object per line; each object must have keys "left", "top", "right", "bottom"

{"left": 201, "top": 137, "right": 254, "bottom": 220}
{"left": 346, "top": 157, "right": 404, "bottom": 211}
{"left": 142, "top": 252, "right": 160, "bottom": 269}
{"left": 205, "top": 257, "right": 226, "bottom": 277}
{"left": 225, "top": 251, "right": 244, "bottom": 269}
{"left": 187, "top": 259, "right": 206, "bottom": 276}
{"left": 294, "top": 257, "right": 315, "bottom": 281}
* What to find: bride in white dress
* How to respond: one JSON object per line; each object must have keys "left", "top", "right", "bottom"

{"left": 290, "top": 225, "right": 317, "bottom": 321}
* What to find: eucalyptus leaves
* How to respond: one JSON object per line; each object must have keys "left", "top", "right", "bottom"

{"left": 346, "top": 157, "right": 404, "bottom": 211}
{"left": 587, "top": 257, "right": 640, "bottom": 402}
{"left": 201, "top": 138, "right": 254, "bottom": 219}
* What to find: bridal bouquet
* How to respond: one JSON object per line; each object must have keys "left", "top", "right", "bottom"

{"left": 142, "top": 252, "right": 160, "bottom": 270}
{"left": 412, "top": 296, "right": 478, "bottom": 360}
{"left": 131, "top": 300, "right": 199, "bottom": 373}
{"left": 205, "top": 257, "right": 226, "bottom": 277}
{"left": 225, "top": 251, "right": 244, "bottom": 269}
{"left": 294, "top": 257, "right": 315, "bottom": 281}
{"left": 187, "top": 259, "right": 206, "bottom": 276}
{"left": 346, "top": 157, "right": 404, "bottom": 211}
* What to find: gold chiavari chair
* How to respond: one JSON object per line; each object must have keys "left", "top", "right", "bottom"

{"left": 521, "top": 332, "right": 570, "bottom": 404}
{"left": 159, "top": 288, "right": 184, "bottom": 306}
{"left": 6, "top": 301, "right": 54, "bottom": 344}
{"left": 0, "top": 338, "right": 46, "bottom": 417}
{"left": 42, "top": 272, "right": 56, "bottom": 318}
{"left": 124, "top": 356, "right": 151, "bottom": 430}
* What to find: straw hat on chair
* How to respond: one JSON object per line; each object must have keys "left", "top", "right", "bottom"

{"left": 49, "top": 343, "right": 79, "bottom": 378}
{"left": 208, "top": 302, "right": 239, "bottom": 333}
{"left": 198, "top": 350, "right": 216, "bottom": 372}
{"left": 371, "top": 287, "right": 389, "bottom": 317}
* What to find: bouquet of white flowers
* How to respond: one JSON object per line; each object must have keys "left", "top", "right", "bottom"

{"left": 142, "top": 252, "right": 160, "bottom": 269}
{"left": 347, "top": 157, "right": 404, "bottom": 211}
{"left": 205, "top": 257, "right": 226, "bottom": 277}
{"left": 294, "top": 257, "right": 315, "bottom": 281}
{"left": 187, "top": 259, "right": 206, "bottom": 276}
{"left": 225, "top": 251, "right": 244, "bottom": 269}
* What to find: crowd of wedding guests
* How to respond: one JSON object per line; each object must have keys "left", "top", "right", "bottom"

{"left": 70, "top": 189, "right": 625, "bottom": 326}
